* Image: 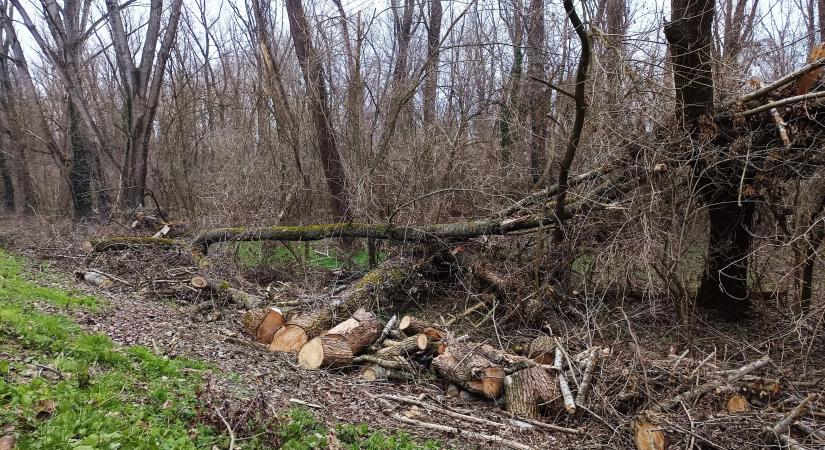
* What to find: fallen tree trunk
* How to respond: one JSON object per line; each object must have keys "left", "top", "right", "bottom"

{"left": 271, "top": 258, "right": 422, "bottom": 352}
{"left": 192, "top": 172, "right": 643, "bottom": 254}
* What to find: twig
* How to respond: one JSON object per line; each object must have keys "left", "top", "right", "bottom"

{"left": 689, "top": 349, "right": 716, "bottom": 377}
{"left": 681, "top": 401, "right": 695, "bottom": 450}
{"left": 511, "top": 416, "right": 582, "bottom": 435}
{"left": 671, "top": 349, "right": 690, "bottom": 373}
{"left": 772, "top": 393, "right": 816, "bottom": 436}
{"left": 352, "top": 354, "right": 411, "bottom": 370}
{"left": 648, "top": 356, "right": 771, "bottom": 413}
{"left": 443, "top": 300, "right": 486, "bottom": 327}
{"left": 794, "top": 422, "right": 825, "bottom": 442}
{"left": 213, "top": 405, "right": 236, "bottom": 450}
{"left": 733, "top": 58, "right": 825, "bottom": 105}
{"left": 380, "top": 394, "right": 505, "bottom": 428}
{"left": 86, "top": 268, "right": 132, "bottom": 286}
{"left": 288, "top": 398, "right": 323, "bottom": 409}
{"left": 741, "top": 90, "right": 825, "bottom": 116}
{"left": 558, "top": 372, "right": 576, "bottom": 414}
{"left": 575, "top": 348, "right": 599, "bottom": 406}
{"left": 771, "top": 108, "right": 791, "bottom": 147}
{"left": 392, "top": 414, "right": 535, "bottom": 450}
{"left": 374, "top": 315, "right": 397, "bottom": 347}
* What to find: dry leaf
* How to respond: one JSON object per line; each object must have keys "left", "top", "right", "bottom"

{"left": 634, "top": 420, "right": 667, "bottom": 450}
{"left": 726, "top": 394, "right": 750, "bottom": 413}
{"left": 35, "top": 399, "right": 56, "bottom": 420}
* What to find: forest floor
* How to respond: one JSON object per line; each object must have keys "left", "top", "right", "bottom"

{"left": 1, "top": 217, "right": 824, "bottom": 449}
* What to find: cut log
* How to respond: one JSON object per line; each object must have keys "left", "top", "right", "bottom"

{"left": 432, "top": 342, "right": 505, "bottom": 399}
{"left": 324, "top": 308, "right": 382, "bottom": 354}
{"left": 376, "top": 334, "right": 430, "bottom": 358}
{"left": 242, "top": 308, "right": 267, "bottom": 337}
{"left": 190, "top": 275, "right": 208, "bottom": 288}
{"left": 399, "top": 315, "right": 436, "bottom": 335}
{"left": 255, "top": 307, "right": 286, "bottom": 344}
{"left": 634, "top": 420, "right": 668, "bottom": 450}
{"left": 270, "top": 259, "right": 421, "bottom": 353}
{"left": 504, "top": 366, "right": 559, "bottom": 419}
{"left": 298, "top": 335, "right": 353, "bottom": 369}
{"left": 528, "top": 336, "right": 555, "bottom": 364}
{"left": 75, "top": 270, "right": 114, "bottom": 289}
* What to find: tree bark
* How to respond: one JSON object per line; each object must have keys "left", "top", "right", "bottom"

{"left": 666, "top": 0, "right": 753, "bottom": 319}
{"left": 285, "top": 0, "right": 353, "bottom": 223}
{"left": 423, "top": 0, "right": 442, "bottom": 125}
{"left": 67, "top": 99, "right": 92, "bottom": 219}
{"left": 525, "top": 0, "right": 548, "bottom": 184}
{"left": 106, "top": 0, "right": 183, "bottom": 208}
{"left": 0, "top": 134, "right": 15, "bottom": 212}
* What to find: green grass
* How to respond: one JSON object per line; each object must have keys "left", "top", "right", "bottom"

{"left": 280, "top": 408, "right": 440, "bottom": 450}
{"left": 235, "top": 241, "right": 385, "bottom": 271}
{"left": 0, "top": 249, "right": 438, "bottom": 449}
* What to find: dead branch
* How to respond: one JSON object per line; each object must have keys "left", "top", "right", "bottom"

{"left": 392, "top": 414, "right": 535, "bottom": 450}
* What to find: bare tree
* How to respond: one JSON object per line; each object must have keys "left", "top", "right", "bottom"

{"left": 525, "top": 0, "right": 547, "bottom": 184}
{"left": 105, "top": 0, "right": 183, "bottom": 208}
{"left": 285, "top": 0, "right": 353, "bottom": 222}
{"left": 423, "top": 0, "right": 442, "bottom": 126}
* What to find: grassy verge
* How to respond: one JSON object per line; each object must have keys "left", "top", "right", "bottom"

{"left": 0, "top": 250, "right": 437, "bottom": 449}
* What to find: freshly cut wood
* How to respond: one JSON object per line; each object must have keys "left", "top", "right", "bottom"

{"left": 420, "top": 327, "right": 445, "bottom": 340}
{"left": 376, "top": 334, "right": 429, "bottom": 358}
{"left": 242, "top": 308, "right": 267, "bottom": 337}
{"left": 504, "top": 366, "right": 559, "bottom": 419}
{"left": 558, "top": 372, "right": 576, "bottom": 414}
{"left": 255, "top": 307, "right": 285, "bottom": 344}
{"left": 190, "top": 275, "right": 208, "bottom": 288}
{"left": 362, "top": 365, "right": 414, "bottom": 382}
{"left": 270, "top": 259, "right": 421, "bottom": 353}
{"left": 75, "top": 270, "right": 113, "bottom": 289}
{"left": 726, "top": 394, "right": 750, "bottom": 413}
{"left": 432, "top": 342, "right": 505, "bottom": 399}
{"left": 152, "top": 224, "right": 171, "bottom": 238}
{"left": 270, "top": 324, "right": 310, "bottom": 353}
{"left": 634, "top": 420, "right": 668, "bottom": 450}
{"left": 398, "top": 315, "right": 442, "bottom": 336}
{"left": 528, "top": 336, "right": 555, "bottom": 364}
{"left": 325, "top": 309, "right": 381, "bottom": 354}
{"left": 298, "top": 335, "right": 353, "bottom": 369}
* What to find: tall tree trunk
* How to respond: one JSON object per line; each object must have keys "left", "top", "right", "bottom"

{"left": 799, "top": 191, "right": 825, "bottom": 309}
{"left": 0, "top": 133, "right": 15, "bottom": 212}
{"left": 423, "top": 0, "right": 442, "bottom": 126}
{"left": 819, "top": 0, "right": 825, "bottom": 43}
{"left": 67, "top": 98, "right": 92, "bottom": 218}
{"left": 525, "top": 0, "right": 547, "bottom": 184}
{"left": 285, "top": 0, "right": 353, "bottom": 222}
{"left": 666, "top": 0, "right": 752, "bottom": 319}
{"left": 498, "top": 0, "right": 524, "bottom": 166}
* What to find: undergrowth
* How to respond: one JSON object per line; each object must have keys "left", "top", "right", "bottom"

{"left": 235, "top": 241, "right": 384, "bottom": 270}
{"left": 0, "top": 249, "right": 438, "bottom": 449}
